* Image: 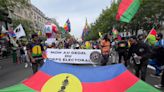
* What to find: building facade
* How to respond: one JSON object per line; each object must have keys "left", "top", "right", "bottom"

{"left": 8, "top": 0, "right": 49, "bottom": 32}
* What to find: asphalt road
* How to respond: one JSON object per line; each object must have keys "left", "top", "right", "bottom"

{"left": 0, "top": 57, "right": 163, "bottom": 91}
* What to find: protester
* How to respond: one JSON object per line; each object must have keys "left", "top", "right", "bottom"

{"left": 128, "top": 36, "right": 151, "bottom": 81}
{"left": 1, "top": 45, "right": 7, "bottom": 58}
{"left": 116, "top": 37, "right": 129, "bottom": 66}
{"left": 27, "top": 34, "right": 44, "bottom": 74}
{"left": 20, "top": 43, "right": 29, "bottom": 68}
{"left": 100, "top": 34, "right": 110, "bottom": 66}
{"left": 149, "top": 33, "right": 164, "bottom": 77}
{"left": 111, "top": 38, "right": 119, "bottom": 64}
{"left": 154, "top": 33, "right": 164, "bottom": 88}
{"left": 11, "top": 44, "right": 17, "bottom": 63}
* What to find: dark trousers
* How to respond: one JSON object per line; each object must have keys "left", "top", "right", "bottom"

{"left": 148, "top": 59, "right": 162, "bottom": 76}
{"left": 134, "top": 61, "right": 148, "bottom": 81}
{"left": 2, "top": 51, "right": 7, "bottom": 58}
{"left": 161, "top": 71, "right": 164, "bottom": 85}
{"left": 101, "top": 54, "right": 109, "bottom": 66}
{"left": 118, "top": 52, "right": 128, "bottom": 66}
{"left": 32, "top": 60, "right": 44, "bottom": 74}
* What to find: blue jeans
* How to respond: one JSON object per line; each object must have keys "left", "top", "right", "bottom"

{"left": 149, "top": 59, "right": 162, "bottom": 76}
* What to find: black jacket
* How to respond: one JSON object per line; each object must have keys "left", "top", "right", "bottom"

{"left": 128, "top": 41, "right": 151, "bottom": 62}
{"left": 117, "top": 40, "right": 128, "bottom": 53}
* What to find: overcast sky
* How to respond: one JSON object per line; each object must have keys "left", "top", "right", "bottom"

{"left": 31, "top": 0, "right": 112, "bottom": 39}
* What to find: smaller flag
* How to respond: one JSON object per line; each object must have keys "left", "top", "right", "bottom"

{"left": 8, "top": 30, "right": 16, "bottom": 37}
{"left": 99, "top": 32, "right": 102, "bottom": 38}
{"left": 64, "top": 19, "right": 71, "bottom": 32}
{"left": 116, "top": 0, "right": 141, "bottom": 23}
{"left": 14, "top": 24, "right": 26, "bottom": 39}
{"left": 112, "top": 28, "right": 118, "bottom": 35}
{"left": 112, "top": 28, "right": 119, "bottom": 38}
{"left": 145, "top": 28, "right": 157, "bottom": 45}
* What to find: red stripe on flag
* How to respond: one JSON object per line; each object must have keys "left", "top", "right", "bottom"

{"left": 82, "top": 70, "right": 139, "bottom": 92}
{"left": 23, "top": 71, "right": 51, "bottom": 91}
{"left": 150, "top": 28, "right": 157, "bottom": 36}
{"left": 116, "top": 0, "right": 134, "bottom": 20}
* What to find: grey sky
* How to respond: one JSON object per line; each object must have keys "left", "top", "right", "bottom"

{"left": 31, "top": 0, "right": 112, "bottom": 39}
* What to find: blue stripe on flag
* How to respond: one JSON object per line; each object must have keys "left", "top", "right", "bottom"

{"left": 40, "top": 60, "right": 127, "bottom": 82}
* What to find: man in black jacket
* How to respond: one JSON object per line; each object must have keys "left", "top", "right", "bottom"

{"left": 128, "top": 37, "right": 151, "bottom": 81}
{"left": 117, "top": 37, "right": 129, "bottom": 66}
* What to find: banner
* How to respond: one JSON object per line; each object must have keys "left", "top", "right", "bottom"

{"left": 14, "top": 24, "right": 26, "bottom": 39}
{"left": 46, "top": 49, "right": 101, "bottom": 64}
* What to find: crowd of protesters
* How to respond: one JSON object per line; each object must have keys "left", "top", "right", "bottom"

{"left": 0, "top": 31, "right": 163, "bottom": 89}
{"left": 98, "top": 32, "right": 164, "bottom": 89}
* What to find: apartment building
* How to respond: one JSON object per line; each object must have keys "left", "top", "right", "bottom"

{"left": 9, "top": 0, "right": 49, "bottom": 31}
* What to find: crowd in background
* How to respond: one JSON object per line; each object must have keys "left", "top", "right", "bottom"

{"left": 0, "top": 31, "right": 163, "bottom": 89}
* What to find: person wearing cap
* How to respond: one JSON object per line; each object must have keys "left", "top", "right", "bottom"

{"left": 27, "top": 34, "right": 44, "bottom": 74}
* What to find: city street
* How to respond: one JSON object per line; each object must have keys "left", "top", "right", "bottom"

{"left": 0, "top": 56, "right": 163, "bottom": 91}
{"left": 0, "top": 56, "right": 33, "bottom": 89}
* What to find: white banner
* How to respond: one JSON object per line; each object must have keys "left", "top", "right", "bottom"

{"left": 46, "top": 49, "right": 101, "bottom": 64}
{"left": 14, "top": 24, "right": 26, "bottom": 39}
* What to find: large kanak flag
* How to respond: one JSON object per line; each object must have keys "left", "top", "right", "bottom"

{"left": 116, "top": 0, "right": 142, "bottom": 23}
{"left": 14, "top": 24, "right": 26, "bottom": 39}
{"left": 0, "top": 60, "right": 160, "bottom": 92}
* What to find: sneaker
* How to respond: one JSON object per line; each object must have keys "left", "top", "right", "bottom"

{"left": 25, "top": 63, "right": 28, "bottom": 68}
{"left": 154, "top": 84, "right": 164, "bottom": 89}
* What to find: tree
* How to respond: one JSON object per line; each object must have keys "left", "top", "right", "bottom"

{"left": 0, "top": 0, "right": 28, "bottom": 10}
{"left": 87, "top": 0, "right": 164, "bottom": 41}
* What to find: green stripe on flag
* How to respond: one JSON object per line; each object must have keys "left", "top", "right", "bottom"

{"left": 126, "top": 80, "right": 161, "bottom": 92}
{"left": 0, "top": 84, "right": 35, "bottom": 92}
{"left": 120, "top": 0, "right": 141, "bottom": 23}
{"left": 147, "top": 34, "right": 156, "bottom": 45}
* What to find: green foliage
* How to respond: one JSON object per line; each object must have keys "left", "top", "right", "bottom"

{"left": 0, "top": 0, "right": 29, "bottom": 9}
{"left": 85, "top": 3, "right": 119, "bottom": 41}
{"left": 87, "top": 0, "right": 164, "bottom": 41}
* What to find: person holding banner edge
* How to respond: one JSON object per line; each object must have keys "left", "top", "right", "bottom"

{"left": 100, "top": 34, "right": 110, "bottom": 66}
{"left": 27, "top": 33, "right": 44, "bottom": 74}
